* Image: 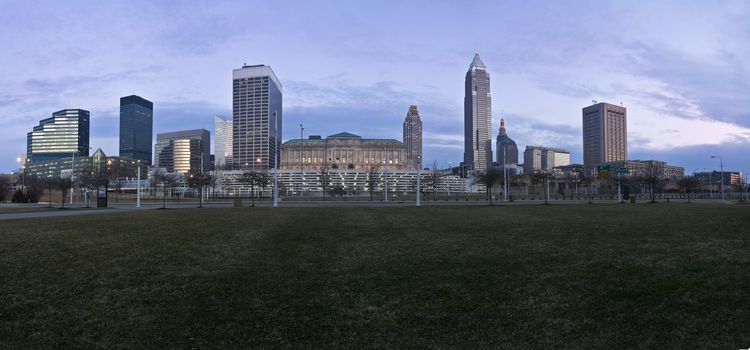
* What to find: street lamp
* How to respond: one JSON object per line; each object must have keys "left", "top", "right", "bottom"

{"left": 416, "top": 156, "right": 421, "bottom": 206}
{"left": 299, "top": 123, "right": 304, "bottom": 198}
{"left": 272, "top": 110, "right": 279, "bottom": 208}
{"left": 710, "top": 155, "right": 724, "bottom": 202}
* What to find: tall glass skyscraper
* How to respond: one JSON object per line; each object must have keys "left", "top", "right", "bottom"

{"left": 27, "top": 109, "right": 90, "bottom": 163}
{"left": 214, "top": 115, "right": 233, "bottom": 169}
{"left": 464, "top": 53, "right": 493, "bottom": 174}
{"left": 232, "top": 64, "right": 282, "bottom": 170}
{"left": 119, "top": 95, "right": 153, "bottom": 165}
{"left": 155, "top": 129, "right": 210, "bottom": 174}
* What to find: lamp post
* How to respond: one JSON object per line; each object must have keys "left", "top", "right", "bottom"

{"left": 70, "top": 151, "right": 76, "bottom": 205}
{"left": 447, "top": 161, "right": 451, "bottom": 198}
{"left": 273, "top": 111, "right": 279, "bottom": 208}
{"left": 299, "top": 124, "right": 304, "bottom": 198}
{"left": 503, "top": 147, "right": 508, "bottom": 202}
{"left": 136, "top": 166, "right": 141, "bottom": 208}
{"left": 416, "top": 156, "right": 421, "bottom": 206}
{"left": 710, "top": 155, "right": 724, "bottom": 202}
{"left": 383, "top": 147, "right": 388, "bottom": 202}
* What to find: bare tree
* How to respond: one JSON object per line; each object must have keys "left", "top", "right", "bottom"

{"left": 43, "top": 177, "right": 56, "bottom": 208}
{"left": 678, "top": 176, "right": 701, "bottom": 203}
{"left": 529, "top": 171, "right": 547, "bottom": 198}
{"left": 150, "top": 168, "right": 179, "bottom": 209}
{"left": 580, "top": 169, "right": 596, "bottom": 204}
{"left": 643, "top": 161, "right": 665, "bottom": 203}
{"left": 424, "top": 161, "right": 444, "bottom": 198}
{"left": 319, "top": 166, "right": 331, "bottom": 201}
{"left": 240, "top": 170, "right": 269, "bottom": 207}
{"left": 57, "top": 177, "right": 72, "bottom": 209}
{"left": 186, "top": 170, "right": 214, "bottom": 208}
{"left": 0, "top": 175, "right": 10, "bottom": 203}
{"left": 473, "top": 168, "right": 503, "bottom": 205}
{"left": 365, "top": 166, "right": 381, "bottom": 201}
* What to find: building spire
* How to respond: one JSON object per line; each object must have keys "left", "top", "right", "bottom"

{"left": 470, "top": 53, "right": 486, "bottom": 69}
{"left": 499, "top": 117, "right": 506, "bottom": 136}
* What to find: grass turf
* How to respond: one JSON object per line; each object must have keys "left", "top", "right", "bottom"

{"left": 1, "top": 204, "right": 749, "bottom": 349}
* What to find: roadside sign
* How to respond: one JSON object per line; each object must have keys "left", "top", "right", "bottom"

{"left": 597, "top": 165, "right": 611, "bottom": 172}
{"left": 616, "top": 167, "right": 629, "bottom": 174}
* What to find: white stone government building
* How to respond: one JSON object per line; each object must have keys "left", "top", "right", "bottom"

{"left": 280, "top": 132, "right": 415, "bottom": 170}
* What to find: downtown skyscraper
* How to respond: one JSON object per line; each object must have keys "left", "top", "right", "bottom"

{"left": 232, "top": 64, "right": 282, "bottom": 170}
{"left": 27, "top": 109, "right": 90, "bottom": 163}
{"left": 119, "top": 95, "right": 153, "bottom": 165}
{"left": 155, "top": 129, "right": 210, "bottom": 174}
{"left": 464, "top": 53, "right": 493, "bottom": 173}
{"left": 214, "top": 115, "right": 233, "bottom": 169}
{"left": 402, "top": 105, "right": 423, "bottom": 165}
{"left": 582, "top": 102, "right": 627, "bottom": 170}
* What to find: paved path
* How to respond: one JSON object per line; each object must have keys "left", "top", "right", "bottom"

{"left": 1, "top": 198, "right": 740, "bottom": 220}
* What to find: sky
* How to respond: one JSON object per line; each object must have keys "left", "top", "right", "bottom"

{"left": 1, "top": 0, "right": 749, "bottom": 174}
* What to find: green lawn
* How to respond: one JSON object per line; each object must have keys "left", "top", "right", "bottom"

{"left": 1, "top": 204, "right": 749, "bottom": 348}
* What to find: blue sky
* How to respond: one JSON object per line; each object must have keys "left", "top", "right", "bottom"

{"left": 1, "top": 0, "right": 749, "bottom": 174}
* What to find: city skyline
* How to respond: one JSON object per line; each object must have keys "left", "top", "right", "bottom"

{"left": 1, "top": 1, "right": 749, "bottom": 173}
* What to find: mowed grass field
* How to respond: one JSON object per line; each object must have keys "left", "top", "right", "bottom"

{"left": 1, "top": 204, "right": 749, "bottom": 349}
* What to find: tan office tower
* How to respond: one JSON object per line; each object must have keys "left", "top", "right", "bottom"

{"left": 582, "top": 102, "right": 627, "bottom": 169}
{"left": 402, "top": 105, "right": 423, "bottom": 166}
{"left": 233, "top": 64, "right": 282, "bottom": 170}
{"left": 464, "top": 53, "right": 493, "bottom": 174}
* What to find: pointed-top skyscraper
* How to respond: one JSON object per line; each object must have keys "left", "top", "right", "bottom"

{"left": 464, "top": 53, "right": 493, "bottom": 174}
{"left": 496, "top": 117, "right": 518, "bottom": 168}
{"left": 403, "top": 105, "right": 423, "bottom": 166}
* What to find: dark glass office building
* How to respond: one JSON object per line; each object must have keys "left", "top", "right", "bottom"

{"left": 119, "top": 95, "right": 154, "bottom": 165}
{"left": 27, "top": 109, "right": 90, "bottom": 163}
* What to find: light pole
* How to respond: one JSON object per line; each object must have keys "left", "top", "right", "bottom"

{"left": 273, "top": 111, "right": 279, "bottom": 207}
{"left": 70, "top": 151, "right": 76, "bottom": 205}
{"left": 383, "top": 147, "right": 388, "bottom": 202}
{"left": 710, "top": 155, "right": 724, "bottom": 202}
{"left": 503, "top": 147, "right": 508, "bottom": 202}
{"left": 136, "top": 166, "right": 141, "bottom": 208}
{"left": 416, "top": 156, "right": 421, "bottom": 206}
{"left": 447, "top": 161, "right": 451, "bottom": 198}
{"left": 299, "top": 124, "right": 304, "bottom": 198}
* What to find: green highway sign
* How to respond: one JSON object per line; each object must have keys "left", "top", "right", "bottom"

{"left": 616, "top": 167, "right": 629, "bottom": 174}
{"left": 597, "top": 165, "right": 611, "bottom": 172}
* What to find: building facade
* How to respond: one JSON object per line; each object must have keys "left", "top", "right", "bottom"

{"left": 464, "top": 53, "right": 493, "bottom": 173}
{"left": 26, "top": 148, "right": 146, "bottom": 179}
{"left": 583, "top": 102, "right": 627, "bottom": 170}
{"left": 523, "top": 146, "right": 571, "bottom": 174}
{"left": 232, "top": 64, "right": 282, "bottom": 170}
{"left": 27, "top": 109, "right": 90, "bottom": 163}
{"left": 119, "top": 95, "right": 153, "bottom": 165}
{"left": 155, "top": 129, "right": 210, "bottom": 173}
{"left": 496, "top": 118, "right": 519, "bottom": 168}
{"left": 280, "top": 132, "right": 412, "bottom": 170}
{"left": 402, "top": 105, "right": 423, "bottom": 166}
{"left": 214, "top": 115, "right": 233, "bottom": 169}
